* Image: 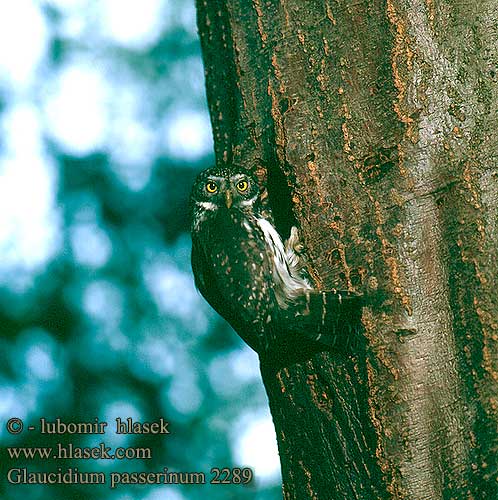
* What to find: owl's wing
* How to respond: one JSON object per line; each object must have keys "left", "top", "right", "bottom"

{"left": 191, "top": 236, "right": 229, "bottom": 319}
{"left": 191, "top": 235, "right": 268, "bottom": 351}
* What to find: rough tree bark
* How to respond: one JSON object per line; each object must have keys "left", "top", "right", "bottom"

{"left": 196, "top": 1, "right": 497, "bottom": 498}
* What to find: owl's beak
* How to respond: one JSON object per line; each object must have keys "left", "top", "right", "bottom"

{"left": 225, "top": 190, "right": 233, "bottom": 209}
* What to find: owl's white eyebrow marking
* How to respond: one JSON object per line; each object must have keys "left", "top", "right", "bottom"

{"left": 238, "top": 194, "right": 258, "bottom": 207}
{"left": 196, "top": 201, "right": 218, "bottom": 210}
{"left": 231, "top": 173, "right": 248, "bottom": 181}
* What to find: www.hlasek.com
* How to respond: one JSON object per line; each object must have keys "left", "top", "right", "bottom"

{"left": 4, "top": 417, "right": 253, "bottom": 488}
{"left": 8, "top": 442, "right": 152, "bottom": 460}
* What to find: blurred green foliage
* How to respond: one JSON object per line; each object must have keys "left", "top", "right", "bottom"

{"left": 0, "top": 1, "right": 280, "bottom": 499}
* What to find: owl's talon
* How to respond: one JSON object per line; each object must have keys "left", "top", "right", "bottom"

{"left": 285, "top": 226, "right": 303, "bottom": 254}
{"left": 284, "top": 226, "right": 306, "bottom": 271}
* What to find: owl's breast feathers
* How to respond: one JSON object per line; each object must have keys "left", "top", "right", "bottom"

{"left": 192, "top": 207, "right": 364, "bottom": 357}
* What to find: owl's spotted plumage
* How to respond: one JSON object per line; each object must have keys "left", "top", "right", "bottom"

{"left": 190, "top": 165, "right": 362, "bottom": 361}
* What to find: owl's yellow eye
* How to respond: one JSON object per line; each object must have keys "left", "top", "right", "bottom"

{"left": 206, "top": 181, "right": 218, "bottom": 193}
{"left": 236, "top": 180, "right": 249, "bottom": 192}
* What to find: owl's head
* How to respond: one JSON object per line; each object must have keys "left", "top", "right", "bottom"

{"left": 190, "top": 166, "right": 261, "bottom": 227}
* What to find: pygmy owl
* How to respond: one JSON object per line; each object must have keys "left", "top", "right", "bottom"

{"left": 190, "top": 165, "right": 363, "bottom": 363}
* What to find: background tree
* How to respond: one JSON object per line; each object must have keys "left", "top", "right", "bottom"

{"left": 196, "top": 0, "right": 498, "bottom": 498}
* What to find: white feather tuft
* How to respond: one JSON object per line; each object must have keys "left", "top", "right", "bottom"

{"left": 257, "top": 219, "right": 311, "bottom": 308}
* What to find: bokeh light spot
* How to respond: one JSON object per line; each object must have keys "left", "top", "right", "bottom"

{"left": 100, "top": 0, "right": 170, "bottom": 50}
{"left": 164, "top": 109, "right": 213, "bottom": 161}
{"left": 70, "top": 222, "right": 112, "bottom": 268}
{"left": 232, "top": 410, "right": 282, "bottom": 485}
{"left": 0, "top": 103, "right": 60, "bottom": 277}
{"left": 0, "top": 0, "right": 48, "bottom": 90}
{"left": 43, "top": 60, "right": 110, "bottom": 155}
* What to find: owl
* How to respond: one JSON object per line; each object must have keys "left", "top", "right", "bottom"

{"left": 190, "top": 165, "right": 363, "bottom": 363}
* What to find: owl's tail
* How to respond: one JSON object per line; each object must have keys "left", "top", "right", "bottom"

{"left": 264, "top": 290, "right": 365, "bottom": 364}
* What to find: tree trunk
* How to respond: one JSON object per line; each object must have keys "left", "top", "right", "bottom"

{"left": 196, "top": 1, "right": 498, "bottom": 498}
